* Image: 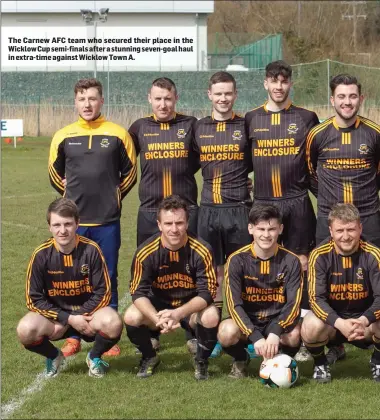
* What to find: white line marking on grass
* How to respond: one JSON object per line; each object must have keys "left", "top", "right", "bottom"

{"left": 1, "top": 293, "right": 132, "bottom": 419}
{"left": 1, "top": 221, "right": 42, "bottom": 231}
{"left": 3, "top": 192, "right": 56, "bottom": 200}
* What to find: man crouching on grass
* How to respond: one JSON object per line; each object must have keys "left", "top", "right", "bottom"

{"left": 16, "top": 198, "right": 122, "bottom": 378}
{"left": 124, "top": 195, "right": 219, "bottom": 380}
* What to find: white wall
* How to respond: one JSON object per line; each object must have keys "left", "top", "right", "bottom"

{"left": 2, "top": 10, "right": 210, "bottom": 71}
{"left": 1, "top": 1, "right": 214, "bottom": 13}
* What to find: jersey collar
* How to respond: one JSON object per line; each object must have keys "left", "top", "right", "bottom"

{"left": 77, "top": 114, "right": 106, "bottom": 128}
{"left": 211, "top": 111, "right": 235, "bottom": 121}
{"left": 152, "top": 112, "right": 177, "bottom": 123}
{"left": 332, "top": 116, "right": 360, "bottom": 131}
{"left": 263, "top": 101, "right": 292, "bottom": 113}
{"left": 250, "top": 243, "right": 279, "bottom": 259}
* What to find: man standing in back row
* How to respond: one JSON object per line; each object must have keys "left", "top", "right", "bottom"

{"left": 245, "top": 60, "right": 320, "bottom": 361}
{"left": 128, "top": 77, "right": 200, "bottom": 246}
{"left": 306, "top": 74, "right": 380, "bottom": 247}
{"left": 49, "top": 78, "right": 137, "bottom": 357}
{"left": 194, "top": 71, "right": 253, "bottom": 356}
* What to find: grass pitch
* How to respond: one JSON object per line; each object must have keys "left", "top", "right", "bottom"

{"left": 1, "top": 137, "right": 379, "bottom": 419}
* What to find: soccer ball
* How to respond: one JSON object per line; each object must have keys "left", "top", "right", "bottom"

{"left": 259, "top": 354, "right": 299, "bottom": 388}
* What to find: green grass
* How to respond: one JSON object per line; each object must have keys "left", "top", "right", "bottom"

{"left": 1, "top": 137, "right": 379, "bottom": 419}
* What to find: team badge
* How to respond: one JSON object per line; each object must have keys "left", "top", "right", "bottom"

{"left": 276, "top": 272, "right": 285, "bottom": 284}
{"left": 186, "top": 263, "right": 191, "bottom": 274}
{"left": 232, "top": 130, "right": 242, "bottom": 141}
{"left": 287, "top": 123, "right": 298, "bottom": 134}
{"left": 358, "top": 144, "right": 369, "bottom": 155}
{"left": 356, "top": 268, "right": 364, "bottom": 281}
{"left": 100, "top": 138, "right": 110, "bottom": 148}
{"left": 177, "top": 129, "right": 186, "bottom": 139}
{"left": 80, "top": 264, "right": 89, "bottom": 275}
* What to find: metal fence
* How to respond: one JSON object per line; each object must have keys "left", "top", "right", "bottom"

{"left": 2, "top": 59, "right": 380, "bottom": 136}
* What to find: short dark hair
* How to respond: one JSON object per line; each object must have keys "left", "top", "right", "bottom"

{"left": 248, "top": 204, "right": 282, "bottom": 226}
{"left": 74, "top": 78, "right": 103, "bottom": 96}
{"left": 265, "top": 60, "right": 292, "bottom": 80}
{"left": 151, "top": 77, "right": 177, "bottom": 95}
{"left": 157, "top": 195, "right": 189, "bottom": 221}
{"left": 330, "top": 74, "right": 361, "bottom": 96}
{"left": 208, "top": 71, "right": 236, "bottom": 90}
{"left": 47, "top": 198, "right": 79, "bottom": 224}
{"left": 328, "top": 203, "right": 361, "bottom": 226}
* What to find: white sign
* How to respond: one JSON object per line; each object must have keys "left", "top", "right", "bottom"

{"left": 1, "top": 119, "right": 24, "bottom": 137}
{"left": 2, "top": 26, "right": 197, "bottom": 70}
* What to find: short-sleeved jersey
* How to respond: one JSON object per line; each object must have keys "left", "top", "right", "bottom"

{"left": 26, "top": 235, "right": 111, "bottom": 325}
{"left": 308, "top": 238, "right": 380, "bottom": 326}
{"left": 245, "top": 102, "right": 319, "bottom": 199}
{"left": 225, "top": 243, "right": 303, "bottom": 343}
{"left": 306, "top": 116, "right": 380, "bottom": 216}
{"left": 49, "top": 115, "right": 137, "bottom": 225}
{"left": 129, "top": 232, "right": 217, "bottom": 307}
{"left": 129, "top": 113, "right": 199, "bottom": 209}
{"left": 194, "top": 113, "right": 253, "bottom": 204}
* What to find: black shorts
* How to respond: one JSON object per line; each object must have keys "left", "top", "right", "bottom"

{"left": 197, "top": 203, "right": 252, "bottom": 266}
{"left": 254, "top": 194, "right": 316, "bottom": 255}
{"left": 148, "top": 295, "right": 193, "bottom": 333}
{"left": 316, "top": 211, "right": 380, "bottom": 247}
{"left": 226, "top": 316, "right": 296, "bottom": 339}
{"left": 137, "top": 205, "right": 199, "bottom": 246}
{"left": 52, "top": 326, "right": 96, "bottom": 343}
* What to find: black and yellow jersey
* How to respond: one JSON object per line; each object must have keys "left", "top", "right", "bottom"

{"left": 306, "top": 116, "right": 380, "bottom": 216}
{"left": 225, "top": 243, "right": 303, "bottom": 343}
{"left": 129, "top": 232, "right": 217, "bottom": 307}
{"left": 49, "top": 115, "right": 137, "bottom": 225}
{"left": 308, "top": 238, "right": 380, "bottom": 326}
{"left": 26, "top": 235, "right": 111, "bottom": 325}
{"left": 194, "top": 113, "right": 253, "bottom": 204}
{"left": 129, "top": 113, "right": 199, "bottom": 209}
{"left": 245, "top": 102, "right": 319, "bottom": 199}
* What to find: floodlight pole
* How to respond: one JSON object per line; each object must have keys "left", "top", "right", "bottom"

{"left": 80, "top": 9, "right": 109, "bottom": 78}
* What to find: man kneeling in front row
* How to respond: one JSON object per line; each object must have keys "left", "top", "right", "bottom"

{"left": 17, "top": 198, "right": 122, "bottom": 378}
{"left": 218, "top": 204, "right": 303, "bottom": 378}
{"left": 124, "top": 195, "right": 219, "bottom": 380}
{"left": 302, "top": 203, "right": 380, "bottom": 383}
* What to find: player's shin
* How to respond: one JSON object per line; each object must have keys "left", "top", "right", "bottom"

{"left": 195, "top": 323, "right": 218, "bottom": 361}
{"left": 281, "top": 344, "right": 300, "bottom": 358}
{"left": 126, "top": 325, "right": 156, "bottom": 358}
{"left": 303, "top": 339, "right": 328, "bottom": 366}
{"left": 222, "top": 341, "right": 248, "bottom": 361}
{"left": 24, "top": 336, "right": 60, "bottom": 359}
{"left": 371, "top": 335, "right": 380, "bottom": 364}
{"left": 90, "top": 331, "right": 121, "bottom": 359}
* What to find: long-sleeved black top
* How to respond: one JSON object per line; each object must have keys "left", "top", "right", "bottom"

{"left": 225, "top": 243, "right": 303, "bottom": 343}
{"left": 130, "top": 233, "right": 217, "bottom": 307}
{"left": 26, "top": 235, "right": 111, "bottom": 325}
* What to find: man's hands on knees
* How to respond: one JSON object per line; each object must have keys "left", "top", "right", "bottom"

{"left": 254, "top": 333, "right": 280, "bottom": 359}
{"left": 68, "top": 314, "right": 95, "bottom": 336}
{"left": 335, "top": 317, "right": 368, "bottom": 341}
{"left": 156, "top": 309, "right": 182, "bottom": 334}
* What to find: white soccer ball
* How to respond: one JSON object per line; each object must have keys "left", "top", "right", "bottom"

{"left": 259, "top": 354, "right": 299, "bottom": 388}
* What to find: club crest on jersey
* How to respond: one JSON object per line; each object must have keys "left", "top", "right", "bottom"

{"left": 80, "top": 264, "right": 89, "bottom": 275}
{"left": 356, "top": 267, "right": 364, "bottom": 281}
{"left": 100, "top": 138, "right": 110, "bottom": 148}
{"left": 358, "top": 144, "right": 369, "bottom": 155}
{"left": 232, "top": 130, "right": 242, "bottom": 141}
{"left": 186, "top": 263, "right": 191, "bottom": 274}
{"left": 177, "top": 129, "right": 186, "bottom": 139}
{"left": 276, "top": 272, "right": 285, "bottom": 284}
{"left": 287, "top": 123, "right": 298, "bottom": 134}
